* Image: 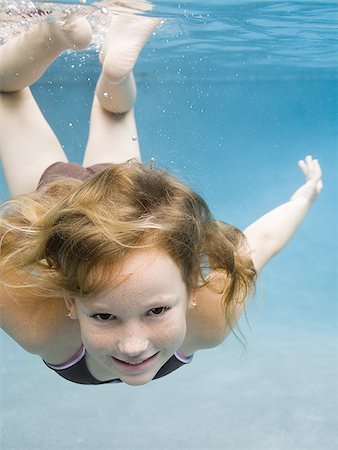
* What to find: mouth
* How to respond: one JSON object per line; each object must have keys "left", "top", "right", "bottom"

{"left": 111, "top": 352, "right": 160, "bottom": 373}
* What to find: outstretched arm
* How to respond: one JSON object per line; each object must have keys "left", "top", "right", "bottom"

{"left": 243, "top": 155, "right": 323, "bottom": 272}
{"left": 181, "top": 156, "right": 322, "bottom": 355}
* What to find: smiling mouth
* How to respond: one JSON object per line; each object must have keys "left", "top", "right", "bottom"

{"left": 112, "top": 352, "right": 160, "bottom": 372}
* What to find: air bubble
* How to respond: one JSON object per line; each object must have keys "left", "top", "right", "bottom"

{"left": 149, "top": 157, "right": 156, "bottom": 168}
{"left": 132, "top": 136, "right": 138, "bottom": 141}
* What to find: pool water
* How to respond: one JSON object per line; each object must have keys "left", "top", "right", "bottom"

{"left": 1, "top": 1, "right": 337, "bottom": 449}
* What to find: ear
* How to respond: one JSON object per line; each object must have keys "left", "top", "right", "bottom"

{"left": 64, "top": 297, "right": 78, "bottom": 320}
{"left": 188, "top": 294, "right": 197, "bottom": 310}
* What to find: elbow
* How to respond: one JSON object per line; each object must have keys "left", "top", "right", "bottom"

{"left": 248, "top": 233, "right": 285, "bottom": 273}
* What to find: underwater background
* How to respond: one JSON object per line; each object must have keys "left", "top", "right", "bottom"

{"left": 0, "top": 1, "right": 337, "bottom": 448}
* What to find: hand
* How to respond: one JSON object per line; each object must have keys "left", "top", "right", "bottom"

{"left": 290, "top": 155, "right": 323, "bottom": 203}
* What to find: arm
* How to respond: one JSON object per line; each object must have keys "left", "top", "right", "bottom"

{"left": 244, "top": 155, "right": 323, "bottom": 272}
{"left": 181, "top": 156, "right": 322, "bottom": 355}
{"left": 0, "top": 285, "right": 82, "bottom": 364}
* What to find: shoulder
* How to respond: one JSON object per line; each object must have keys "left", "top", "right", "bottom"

{"left": 180, "top": 273, "right": 233, "bottom": 356}
{"left": 0, "top": 283, "right": 81, "bottom": 362}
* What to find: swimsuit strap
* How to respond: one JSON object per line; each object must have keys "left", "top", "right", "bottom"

{"left": 174, "top": 350, "right": 193, "bottom": 363}
{"left": 44, "top": 345, "right": 85, "bottom": 370}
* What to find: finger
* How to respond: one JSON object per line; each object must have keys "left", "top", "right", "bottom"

{"left": 305, "top": 155, "right": 313, "bottom": 165}
{"left": 306, "top": 155, "right": 316, "bottom": 176}
{"left": 307, "top": 158, "right": 322, "bottom": 182}
{"left": 313, "top": 159, "right": 322, "bottom": 179}
{"left": 309, "top": 158, "right": 323, "bottom": 192}
{"left": 298, "top": 159, "right": 309, "bottom": 178}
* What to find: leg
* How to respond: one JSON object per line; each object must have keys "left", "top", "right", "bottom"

{"left": 83, "top": 93, "right": 141, "bottom": 165}
{"left": 83, "top": 14, "right": 161, "bottom": 166}
{"left": 0, "top": 16, "right": 92, "bottom": 92}
{"left": 0, "top": 17, "right": 92, "bottom": 196}
{"left": 0, "top": 89, "right": 68, "bottom": 196}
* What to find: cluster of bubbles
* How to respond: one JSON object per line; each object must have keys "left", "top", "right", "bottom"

{"left": 0, "top": 0, "right": 154, "bottom": 48}
{"left": 0, "top": 0, "right": 92, "bottom": 44}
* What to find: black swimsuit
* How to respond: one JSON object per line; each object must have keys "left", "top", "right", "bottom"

{"left": 44, "top": 346, "right": 193, "bottom": 385}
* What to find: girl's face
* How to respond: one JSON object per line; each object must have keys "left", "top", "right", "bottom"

{"left": 66, "top": 249, "right": 190, "bottom": 386}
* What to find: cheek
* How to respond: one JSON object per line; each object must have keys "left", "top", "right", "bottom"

{"left": 78, "top": 320, "right": 113, "bottom": 353}
{"left": 156, "top": 312, "right": 187, "bottom": 346}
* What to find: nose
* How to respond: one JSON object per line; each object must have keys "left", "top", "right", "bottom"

{"left": 117, "top": 322, "right": 149, "bottom": 357}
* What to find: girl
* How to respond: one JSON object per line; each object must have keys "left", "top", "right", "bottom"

{"left": 0, "top": 11, "right": 322, "bottom": 386}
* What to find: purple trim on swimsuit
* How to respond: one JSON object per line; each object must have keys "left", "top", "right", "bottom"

{"left": 174, "top": 350, "right": 193, "bottom": 364}
{"left": 45, "top": 346, "right": 193, "bottom": 371}
{"left": 45, "top": 345, "right": 85, "bottom": 370}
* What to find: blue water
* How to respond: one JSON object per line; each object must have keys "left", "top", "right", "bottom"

{"left": 1, "top": 1, "right": 338, "bottom": 449}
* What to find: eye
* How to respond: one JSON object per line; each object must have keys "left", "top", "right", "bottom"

{"left": 91, "top": 313, "right": 115, "bottom": 322}
{"left": 148, "top": 306, "right": 171, "bottom": 316}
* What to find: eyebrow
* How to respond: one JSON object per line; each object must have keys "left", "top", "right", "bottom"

{"left": 82, "top": 293, "right": 181, "bottom": 311}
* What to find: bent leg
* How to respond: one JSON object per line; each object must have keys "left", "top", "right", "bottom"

{"left": 0, "top": 17, "right": 92, "bottom": 196}
{"left": 83, "top": 13, "right": 161, "bottom": 166}
{"left": 95, "top": 13, "right": 161, "bottom": 113}
{"left": 0, "top": 16, "right": 92, "bottom": 92}
{"left": 0, "top": 89, "right": 68, "bottom": 196}
{"left": 83, "top": 95, "right": 141, "bottom": 165}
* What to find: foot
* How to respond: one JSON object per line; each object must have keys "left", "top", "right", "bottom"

{"left": 99, "top": 13, "right": 162, "bottom": 83}
{"left": 49, "top": 15, "right": 93, "bottom": 51}
{"left": 0, "top": 15, "right": 93, "bottom": 92}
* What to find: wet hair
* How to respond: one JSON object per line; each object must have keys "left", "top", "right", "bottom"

{"left": 0, "top": 161, "right": 256, "bottom": 329}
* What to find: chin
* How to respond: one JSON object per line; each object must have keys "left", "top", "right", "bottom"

{"left": 121, "top": 373, "right": 155, "bottom": 387}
